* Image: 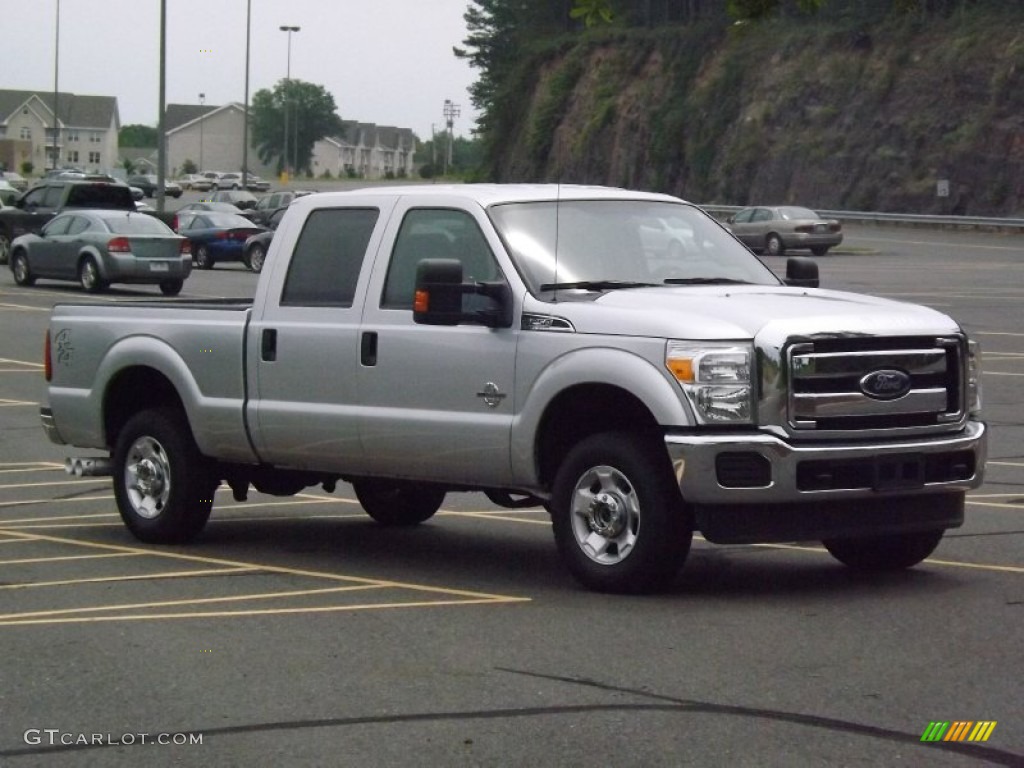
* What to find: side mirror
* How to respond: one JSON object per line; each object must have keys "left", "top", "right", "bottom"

{"left": 784, "top": 257, "right": 819, "bottom": 288}
{"left": 413, "top": 258, "right": 463, "bottom": 325}
{"left": 413, "top": 258, "right": 512, "bottom": 328}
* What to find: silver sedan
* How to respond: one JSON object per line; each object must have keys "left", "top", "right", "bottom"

{"left": 728, "top": 205, "right": 843, "bottom": 256}
{"left": 9, "top": 209, "right": 192, "bottom": 295}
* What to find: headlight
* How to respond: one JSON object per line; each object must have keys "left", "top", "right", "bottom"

{"left": 666, "top": 342, "right": 754, "bottom": 424}
{"left": 967, "top": 338, "right": 982, "bottom": 417}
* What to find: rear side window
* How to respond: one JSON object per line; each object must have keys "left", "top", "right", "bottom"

{"left": 281, "top": 208, "right": 379, "bottom": 307}
{"left": 65, "top": 183, "right": 133, "bottom": 209}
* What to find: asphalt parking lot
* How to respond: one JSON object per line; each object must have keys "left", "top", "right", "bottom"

{"left": 0, "top": 217, "right": 1022, "bottom": 766}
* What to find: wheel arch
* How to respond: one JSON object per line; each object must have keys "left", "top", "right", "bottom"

{"left": 534, "top": 383, "right": 662, "bottom": 490}
{"left": 103, "top": 365, "right": 188, "bottom": 450}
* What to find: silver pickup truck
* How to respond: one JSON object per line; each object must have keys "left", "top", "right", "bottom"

{"left": 41, "top": 185, "right": 986, "bottom": 592}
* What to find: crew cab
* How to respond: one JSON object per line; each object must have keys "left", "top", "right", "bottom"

{"left": 40, "top": 185, "right": 986, "bottom": 592}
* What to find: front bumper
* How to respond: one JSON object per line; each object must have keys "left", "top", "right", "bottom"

{"left": 665, "top": 420, "right": 986, "bottom": 543}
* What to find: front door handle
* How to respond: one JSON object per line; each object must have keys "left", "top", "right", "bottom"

{"left": 361, "top": 331, "right": 378, "bottom": 366}
{"left": 261, "top": 329, "right": 277, "bottom": 361}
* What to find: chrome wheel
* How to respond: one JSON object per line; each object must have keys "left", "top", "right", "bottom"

{"left": 248, "top": 243, "right": 265, "bottom": 273}
{"left": 12, "top": 252, "right": 34, "bottom": 285}
{"left": 124, "top": 436, "right": 172, "bottom": 520}
{"left": 79, "top": 258, "right": 104, "bottom": 292}
{"left": 569, "top": 464, "right": 640, "bottom": 566}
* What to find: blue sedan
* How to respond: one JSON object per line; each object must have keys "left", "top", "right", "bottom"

{"left": 176, "top": 211, "right": 266, "bottom": 269}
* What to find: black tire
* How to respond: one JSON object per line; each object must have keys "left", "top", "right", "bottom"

{"left": 78, "top": 256, "right": 107, "bottom": 293}
{"left": 195, "top": 244, "right": 215, "bottom": 269}
{"left": 810, "top": 246, "right": 830, "bottom": 256}
{"left": 11, "top": 251, "right": 35, "bottom": 286}
{"left": 246, "top": 243, "right": 266, "bottom": 273}
{"left": 353, "top": 480, "right": 445, "bottom": 526}
{"left": 112, "top": 408, "right": 218, "bottom": 544}
{"left": 159, "top": 279, "right": 183, "bottom": 296}
{"left": 822, "top": 529, "right": 944, "bottom": 571}
{"left": 765, "top": 233, "right": 786, "bottom": 256}
{"left": 0, "top": 229, "right": 11, "bottom": 265}
{"left": 550, "top": 431, "right": 693, "bottom": 593}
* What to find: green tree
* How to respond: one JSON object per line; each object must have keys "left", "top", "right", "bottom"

{"left": 119, "top": 124, "right": 157, "bottom": 148}
{"left": 571, "top": 0, "right": 614, "bottom": 26}
{"left": 181, "top": 158, "right": 198, "bottom": 175}
{"left": 249, "top": 80, "right": 344, "bottom": 175}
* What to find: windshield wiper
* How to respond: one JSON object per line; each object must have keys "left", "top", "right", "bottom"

{"left": 662, "top": 277, "right": 753, "bottom": 285}
{"left": 538, "top": 280, "right": 658, "bottom": 292}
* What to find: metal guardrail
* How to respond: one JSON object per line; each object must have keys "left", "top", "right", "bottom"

{"left": 700, "top": 204, "right": 1024, "bottom": 232}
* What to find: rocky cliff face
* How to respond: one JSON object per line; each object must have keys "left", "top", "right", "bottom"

{"left": 489, "top": 10, "right": 1024, "bottom": 216}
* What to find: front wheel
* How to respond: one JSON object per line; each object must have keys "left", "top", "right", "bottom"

{"left": 822, "top": 529, "right": 944, "bottom": 571}
{"left": 112, "top": 408, "right": 219, "bottom": 543}
{"left": 550, "top": 432, "right": 692, "bottom": 593}
{"left": 246, "top": 243, "right": 266, "bottom": 273}
{"left": 353, "top": 480, "right": 445, "bottom": 526}
{"left": 11, "top": 251, "right": 35, "bottom": 286}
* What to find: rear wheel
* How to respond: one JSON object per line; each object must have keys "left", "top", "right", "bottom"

{"left": 79, "top": 257, "right": 107, "bottom": 292}
{"left": 113, "top": 408, "right": 218, "bottom": 543}
{"left": 159, "top": 279, "right": 183, "bottom": 296}
{"left": 765, "top": 233, "right": 786, "bottom": 256}
{"left": 246, "top": 242, "right": 266, "bottom": 273}
{"left": 195, "top": 244, "right": 215, "bottom": 269}
{"left": 810, "top": 245, "right": 830, "bottom": 256}
{"left": 0, "top": 230, "right": 11, "bottom": 265}
{"left": 353, "top": 480, "right": 446, "bottom": 526}
{"left": 550, "top": 431, "right": 692, "bottom": 593}
{"left": 822, "top": 529, "right": 944, "bottom": 571}
{"left": 11, "top": 251, "right": 35, "bottom": 286}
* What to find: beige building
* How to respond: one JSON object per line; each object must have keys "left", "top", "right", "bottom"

{"left": 0, "top": 89, "right": 119, "bottom": 174}
{"left": 166, "top": 102, "right": 416, "bottom": 180}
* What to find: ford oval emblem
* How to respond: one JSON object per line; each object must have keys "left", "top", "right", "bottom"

{"left": 860, "top": 369, "right": 912, "bottom": 400}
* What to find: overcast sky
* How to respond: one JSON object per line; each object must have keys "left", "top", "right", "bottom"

{"left": 2, "top": 0, "right": 481, "bottom": 141}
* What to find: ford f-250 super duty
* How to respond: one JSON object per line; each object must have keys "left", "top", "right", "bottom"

{"left": 40, "top": 185, "right": 986, "bottom": 593}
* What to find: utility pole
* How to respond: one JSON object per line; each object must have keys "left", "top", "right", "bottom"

{"left": 442, "top": 99, "right": 460, "bottom": 177}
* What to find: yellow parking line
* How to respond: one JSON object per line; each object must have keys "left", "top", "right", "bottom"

{"left": 0, "top": 357, "right": 44, "bottom": 367}
{"left": 0, "top": 584, "right": 388, "bottom": 622}
{"left": 441, "top": 510, "right": 550, "bottom": 526}
{"left": 0, "top": 529, "right": 530, "bottom": 602}
{"left": 0, "top": 552, "right": 142, "bottom": 566}
{"left": 0, "top": 462, "right": 63, "bottom": 469}
{"left": 0, "top": 597, "right": 528, "bottom": 627}
{"left": 988, "top": 460, "right": 1024, "bottom": 468}
{"left": 0, "top": 566, "right": 260, "bottom": 590}
{"left": 984, "top": 371, "right": 1024, "bottom": 376}
{"left": 0, "top": 478, "right": 108, "bottom": 490}
{"left": 0, "top": 399, "right": 38, "bottom": 407}
{"left": 0, "top": 302, "right": 49, "bottom": 312}
{"left": 966, "top": 500, "right": 1024, "bottom": 510}
{"left": 748, "top": 541, "right": 1024, "bottom": 574}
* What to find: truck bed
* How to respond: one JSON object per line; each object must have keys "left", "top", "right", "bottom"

{"left": 47, "top": 300, "right": 258, "bottom": 464}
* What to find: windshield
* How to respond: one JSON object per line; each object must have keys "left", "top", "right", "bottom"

{"left": 488, "top": 200, "right": 779, "bottom": 295}
{"left": 102, "top": 213, "right": 174, "bottom": 235}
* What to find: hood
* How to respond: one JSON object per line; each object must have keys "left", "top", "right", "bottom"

{"left": 529, "top": 286, "right": 961, "bottom": 341}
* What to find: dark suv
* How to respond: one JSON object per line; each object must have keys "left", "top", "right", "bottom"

{"left": 0, "top": 179, "right": 168, "bottom": 264}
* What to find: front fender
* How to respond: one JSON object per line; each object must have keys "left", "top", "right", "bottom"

{"left": 510, "top": 344, "right": 693, "bottom": 486}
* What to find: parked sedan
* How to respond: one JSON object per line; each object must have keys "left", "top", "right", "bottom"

{"left": 176, "top": 210, "right": 266, "bottom": 269}
{"left": 210, "top": 189, "right": 259, "bottom": 210}
{"left": 242, "top": 206, "right": 289, "bottom": 273}
{"left": 177, "top": 174, "right": 214, "bottom": 192}
{"left": 250, "top": 189, "right": 311, "bottom": 226}
{"left": 727, "top": 206, "right": 842, "bottom": 256}
{"left": 127, "top": 174, "right": 183, "bottom": 198}
{"left": 8, "top": 209, "right": 191, "bottom": 295}
{"left": 2, "top": 172, "right": 28, "bottom": 191}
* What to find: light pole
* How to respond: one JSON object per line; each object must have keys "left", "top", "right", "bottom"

{"left": 198, "top": 93, "right": 205, "bottom": 172}
{"left": 442, "top": 100, "right": 460, "bottom": 177}
{"left": 242, "top": 0, "right": 251, "bottom": 189}
{"left": 279, "top": 25, "right": 300, "bottom": 180}
{"left": 51, "top": 0, "right": 60, "bottom": 171}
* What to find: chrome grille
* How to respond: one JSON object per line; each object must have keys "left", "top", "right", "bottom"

{"left": 788, "top": 336, "right": 964, "bottom": 431}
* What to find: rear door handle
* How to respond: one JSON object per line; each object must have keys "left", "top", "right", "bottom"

{"left": 360, "top": 331, "right": 378, "bottom": 366}
{"left": 261, "top": 329, "right": 277, "bottom": 361}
